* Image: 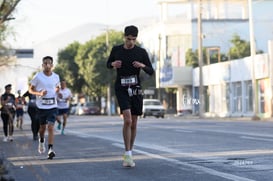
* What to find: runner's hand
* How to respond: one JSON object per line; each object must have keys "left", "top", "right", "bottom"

{"left": 132, "top": 61, "right": 145, "bottom": 68}
{"left": 112, "top": 60, "right": 122, "bottom": 68}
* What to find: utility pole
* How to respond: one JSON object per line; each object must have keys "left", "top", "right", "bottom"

{"left": 248, "top": 0, "right": 259, "bottom": 120}
{"left": 158, "top": 34, "right": 162, "bottom": 100}
{"left": 106, "top": 29, "right": 112, "bottom": 116}
{"left": 198, "top": 0, "right": 204, "bottom": 117}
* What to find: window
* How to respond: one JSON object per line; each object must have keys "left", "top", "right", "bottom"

{"left": 244, "top": 81, "right": 253, "bottom": 112}
{"left": 221, "top": 84, "right": 229, "bottom": 113}
{"left": 232, "top": 82, "right": 242, "bottom": 113}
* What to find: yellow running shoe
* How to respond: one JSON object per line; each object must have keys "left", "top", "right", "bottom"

{"left": 123, "top": 155, "right": 135, "bottom": 167}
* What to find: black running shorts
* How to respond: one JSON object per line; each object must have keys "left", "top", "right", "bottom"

{"left": 115, "top": 86, "right": 143, "bottom": 115}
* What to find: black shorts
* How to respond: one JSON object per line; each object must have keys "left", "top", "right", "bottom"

{"left": 115, "top": 86, "right": 143, "bottom": 115}
{"left": 16, "top": 109, "right": 24, "bottom": 117}
{"left": 57, "top": 108, "right": 69, "bottom": 115}
{"left": 37, "top": 108, "right": 58, "bottom": 125}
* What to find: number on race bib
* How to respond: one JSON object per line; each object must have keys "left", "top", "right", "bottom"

{"left": 121, "top": 75, "right": 138, "bottom": 86}
{"left": 42, "top": 98, "right": 55, "bottom": 105}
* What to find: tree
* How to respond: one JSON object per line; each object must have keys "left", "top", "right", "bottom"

{"left": 54, "top": 41, "right": 85, "bottom": 93}
{"left": 228, "top": 34, "right": 251, "bottom": 59}
{"left": 0, "top": 0, "right": 20, "bottom": 42}
{"left": 185, "top": 34, "right": 264, "bottom": 67}
{"left": 185, "top": 48, "right": 208, "bottom": 67}
{"left": 75, "top": 30, "right": 123, "bottom": 99}
{"left": 0, "top": 0, "right": 21, "bottom": 66}
{"left": 185, "top": 48, "right": 198, "bottom": 67}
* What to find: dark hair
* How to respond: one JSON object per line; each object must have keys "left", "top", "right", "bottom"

{"left": 124, "top": 25, "right": 138, "bottom": 37}
{"left": 42, "top": 56, "right": 53, "bottom": 63}
{"left": 5, "top": 84, "right": 11, "bottom": 89}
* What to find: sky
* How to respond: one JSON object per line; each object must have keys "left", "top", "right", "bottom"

{"left": 7, "top": 0, "right": 160, "bottom": 48}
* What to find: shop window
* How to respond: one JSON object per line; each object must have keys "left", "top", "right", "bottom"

{"left": 244, "top": 81, "right": 253, "bottom": 112}
{"left": 232, "top": 82, "right": 242, "bottom": 113}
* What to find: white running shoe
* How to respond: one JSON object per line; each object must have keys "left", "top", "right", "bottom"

{"left": 3, "top": 136, "right": 8, "bottom": 142}
{"left": 47, "top": 148, "right": 56, "bottom": 160}
{"left": 38, "top": 139, "right": 46, "bottom": 154}
{"left": 9, "top": 136, "right": 13, "bottom": 142}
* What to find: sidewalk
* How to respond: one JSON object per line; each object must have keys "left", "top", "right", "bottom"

{"left": 0, "top": 123, "right": 126, "bottom": 181}
{"left": 0, "top": 137, "right": 20, "bottom": 181}
{"left": 0, "top": 148, "right": 14, "bottom": 181}
{"left": 171, "top": 113, "right": 273, "bottom": 122}
{"left": 1, "top": 117, "right": 33, "bottom": 181}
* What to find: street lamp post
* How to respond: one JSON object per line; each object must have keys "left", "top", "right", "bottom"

{"left": 158, "top": 34, "right": 162, "bottom": 100}
{"left": 198, "top": 0, "right": 204, "bottom": 117}
{"left": 105, "top": 29, "right": 112, "bottom": 116}
{"left": 248, "top": 0, "right": 259, "bottom": 120}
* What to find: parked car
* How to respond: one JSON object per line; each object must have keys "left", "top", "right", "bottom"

{"left": 142, "top": 99, "right": 165, "bottom": 118}
{"left": 75, "top": 102, "right": 101, "bottom": 115}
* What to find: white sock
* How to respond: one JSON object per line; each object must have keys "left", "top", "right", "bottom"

{"left": 125, "top": 150, "right": 132, "bottom": 156}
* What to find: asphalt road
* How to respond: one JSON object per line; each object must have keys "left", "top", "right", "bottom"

{"left": 1, "top": 114, "right": 273, "bottom": 181}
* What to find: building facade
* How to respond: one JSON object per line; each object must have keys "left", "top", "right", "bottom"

{"left": 0, "top": 49, "right": 35, "bottom": 94}
{"left": 138, "top": 0, "right": 273, "bottom": 118}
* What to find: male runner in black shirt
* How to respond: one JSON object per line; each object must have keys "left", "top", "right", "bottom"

{"left": 107, "top": 25, "right": 154, "bottom": 167}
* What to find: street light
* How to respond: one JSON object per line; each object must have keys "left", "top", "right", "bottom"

{"left": 105, "top": 29, "right": 112, "bottom": 116}
{"left": 248, "top": 0, "right": 259, "bottom": 120}
{"left": 198, "top": 0, "right": 204, "bottom": 117}
{"left": 157, "top": 34, "right": 162, "bottom": 100}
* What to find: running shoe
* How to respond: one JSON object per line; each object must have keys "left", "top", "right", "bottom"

{"left": 57, "top": 123, "right": 61, "bottom": 130}
{"left": 61, "top": 130, "right": 64, "bottom": 135}
{"left": 9, "top": 136, "right": 13, "bottom": 142}
{"left": 122, "top": 155, "right": 135, "bottom": 167}
{"left": 38, "top": 139, "right": 46, "bottom": 154}
{"left": 47, "top": 148, "right": 56, "bottom": 160}
{"left": 3, "top": 136, "right": 8, "bottom": 142}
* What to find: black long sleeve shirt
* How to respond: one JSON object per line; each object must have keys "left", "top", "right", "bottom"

{"left": 106, "top": 44, "right": 154, "bottom": 88}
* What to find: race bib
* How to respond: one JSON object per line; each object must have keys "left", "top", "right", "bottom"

{"left": 42, "top": 98, "right": 55, "bottom": 105}
{"left": 5, "top": 102, "right": 13, "bottom": 106}
{"left": 121, "top": 75, "right": 138, "bottom": 86}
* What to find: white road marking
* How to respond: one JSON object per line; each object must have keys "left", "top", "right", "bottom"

{"left": 241, "top": 136, "right": 273, "bottom": 142}
{"left": 175, "top": 129, "right": 194, "bottom": 133}
{"left": 151, "top": 125, "right": 273, "bottom": 139}
{"left": 68, "top": 130, "right": 255, "bottom": 181}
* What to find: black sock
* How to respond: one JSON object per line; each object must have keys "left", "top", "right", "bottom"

{"left": 48, "top": 144, "right": 53, "bottom": 150}
{"left": 40, "top": 138, "right": 44, "bottom": 143}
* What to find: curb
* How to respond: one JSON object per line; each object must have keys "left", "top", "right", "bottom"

{"left": 0, "top": 158, "right": 15, "bottom": 181}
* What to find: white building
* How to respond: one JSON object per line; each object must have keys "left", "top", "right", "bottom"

{"left": 138, "top": 0, "right": 273, "bottom": 118}
{"left": 0, "top": 49, "right": 36, "bottom": 95}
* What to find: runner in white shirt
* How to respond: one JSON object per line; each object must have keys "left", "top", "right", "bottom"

{"left": 29, "top": 56, "right": 60, "bottom": 159}
{"left": 56, "top": 80, "right": 72, "bottom": 135}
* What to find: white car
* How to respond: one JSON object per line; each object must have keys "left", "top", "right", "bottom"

{"left": 142, "top": 99, "right": 165, "bottom": 118}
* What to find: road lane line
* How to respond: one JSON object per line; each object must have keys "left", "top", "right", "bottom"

{"left": 112, "top": 143, "right": 254, "bottom": 181}
{"left": 68, "top": 130, "right": 255, "bottom": 181}
{"left": 150, "top": 125, "right": 273, "bottom": 139}
{"left": 175, "top": 129, "right": 194, "bottom": 133}
{"left": 68, "top": 130, "right": 273, "bottom": 158}
{"left": 241, "top": 136, "right": 273, "bottom": 142}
